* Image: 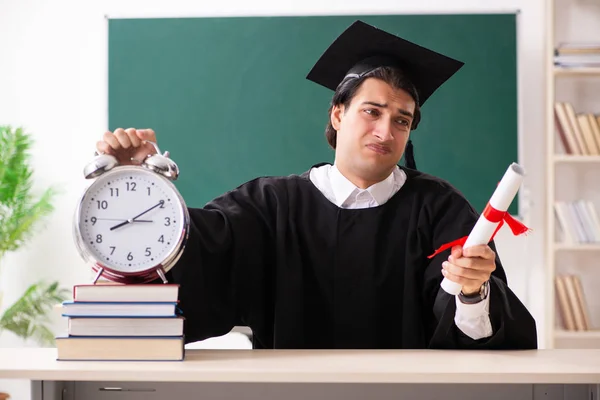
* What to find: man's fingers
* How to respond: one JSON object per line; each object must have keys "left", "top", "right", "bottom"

{"left": 440, "top": 267, "right": 482, "bottom": 288}
{"left": 126, "top": 128, "right": 142, "bottom": 148}
{"left": 448, "top": 255, "right": 496, "bottom": 273}
{"left": 137, "top": 129, "right": 157, "bottom": 142}
{"left": 442, "top": 261, "right": 489, "bottom": 281}
{"left": 102, "top": 131, "right": 121, "bottom": 150}
{"left": 96, "top": 141, "right": 114, "bottom": 155}
{"left": 114, "top": 128, "right": 132, "bottom": 149}
{"left": 136, "top": 129, "right": 158, "bottom": 156}
{"left": 451, "top": 245, "right": 463, "bottom": 259}
{"left": 462, "top": 244, "right": 495, "bottom": 260}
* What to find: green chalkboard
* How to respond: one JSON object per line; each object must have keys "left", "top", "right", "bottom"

{"left": 108, "top": 14, "right": 518, "bottom": 214}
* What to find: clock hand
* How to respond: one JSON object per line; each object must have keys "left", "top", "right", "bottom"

{"left": 130, "top": 200, "right": 165, "bottom": 220}
{"left": 109, "top": 219, "right": 133, "bottom": 230}
{"left": 109, "top": 200, "right": 164, "bottom": 231}
{"left": 94, "top": 218, "right": 153, "bottom": 222}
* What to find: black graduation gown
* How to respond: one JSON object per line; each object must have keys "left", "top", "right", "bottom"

{"left": 167, "top": 165, "right": 537, "bottom": 350}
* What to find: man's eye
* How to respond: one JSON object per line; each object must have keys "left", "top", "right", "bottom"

{"left": 364, "top": 109, "right": 379, "bottom": 116}
{"left": 396, "top": 119, "right": 409, "bottom": 126}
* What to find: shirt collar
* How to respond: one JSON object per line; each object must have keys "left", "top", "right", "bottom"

{"left": 329, "top": 164, "right": 397, "bottom": 207}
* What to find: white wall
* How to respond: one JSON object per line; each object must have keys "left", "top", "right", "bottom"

{"left": 0, "top": 0, "right": 547, "bottom": 398}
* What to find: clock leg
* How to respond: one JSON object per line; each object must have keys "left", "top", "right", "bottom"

{"left": 156, "top": 267, "right": 168, "bottom": 284}
{"left": 92, "top": 267, "right": 104, "bottom": 284}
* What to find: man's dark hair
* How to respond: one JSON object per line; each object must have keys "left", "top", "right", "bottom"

{"left": 325, "top": 66, "right": 421, "bottom": 149}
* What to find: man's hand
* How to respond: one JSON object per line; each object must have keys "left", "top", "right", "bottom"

{"left": 441, "top": 244, "right": 496, "bottom": 295}
{"left": 96, "top": 128, "right": 158, "bottom": 166}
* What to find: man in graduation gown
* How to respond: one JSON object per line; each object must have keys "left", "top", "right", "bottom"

{"left": 96, "top": 20, "right": 537, "bottom": 350}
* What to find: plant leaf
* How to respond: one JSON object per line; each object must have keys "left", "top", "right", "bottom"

{"left": 0, "top": 280, "right": 70, "bottom": 346}
{"left": 0, "top": 126, "right": 57, "bottom": 258}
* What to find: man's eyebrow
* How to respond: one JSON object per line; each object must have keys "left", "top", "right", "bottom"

{"left": 361, "top": 101, "right": 414, "bottom": 118}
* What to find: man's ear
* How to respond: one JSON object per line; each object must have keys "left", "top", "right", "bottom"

{"left": 330, "top": 104, "right": 344, "bottom": 131}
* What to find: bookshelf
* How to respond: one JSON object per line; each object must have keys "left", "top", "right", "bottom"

{"left": 546, "top": 0, "right": 600, "bottom": 349}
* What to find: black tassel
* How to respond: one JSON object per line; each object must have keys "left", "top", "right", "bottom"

{"left": 404, "top": 139, "right": 417, "bottom": 170}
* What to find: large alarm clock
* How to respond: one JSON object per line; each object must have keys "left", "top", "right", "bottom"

{"left": 73, "top": 141, "right": 190, "bottom": 284}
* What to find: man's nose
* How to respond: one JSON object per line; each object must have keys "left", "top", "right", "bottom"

{"left": 373, "top": 119, "right": 393, "bottom": 141}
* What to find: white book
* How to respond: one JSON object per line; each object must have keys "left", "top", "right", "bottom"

{"left": 555, "top": 201, "right": 578, "bottom": 243}
{"left": 68, "top": 316, "right": 184, "bottom": 337}
{"left": 574, "top": 200, "right": 598, "bottom": 242}
{"left": 585, "top": 200, "right": 600, "bottom": 242}
{"left": 61, "top": 301, "right": 178, "bottom": 317}
{"left": 567, "top": 201, "right": 589, "bottom": 242}
{"left": 73, "top": 283, "right": 179, "bottom": 302}
{"left": 554, "top": 202, "right": 573, "bottom": 243}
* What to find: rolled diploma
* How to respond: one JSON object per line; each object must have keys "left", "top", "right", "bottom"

{"left": 440, "top": 162, "right": 526, "bottom": 295}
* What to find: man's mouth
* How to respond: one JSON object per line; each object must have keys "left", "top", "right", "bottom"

{"left": 366, "top": 144, "right": 391, "bottom": 155}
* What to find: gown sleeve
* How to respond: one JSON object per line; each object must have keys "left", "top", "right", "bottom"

{"left": 165, "top": 178, "right": 280, "bottom": 345}
{"left": 422, "top": 186, "right": 538, "bottom": 350}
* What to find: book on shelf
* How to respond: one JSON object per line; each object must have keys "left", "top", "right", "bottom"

{"left": 554, "top": 43, "right": 600, "bottom": 67}
{"left": 554, "top": 102, "right": 600, "bottom": 156}
{"left": 554, "top": 200, "right": 600, "bottom": 244}
{"left": 56, "top": 283, "right": 185, "bottom": 361}
{"left": 555, "top": 274, "right": 592, "bottom": 332}
{"left": 556, "top": 42, "right": 600, "bottom": 55}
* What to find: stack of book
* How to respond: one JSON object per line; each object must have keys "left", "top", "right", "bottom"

{"left": 55, "top": 283, "right": 185, "bottom": 361}
{"left": 554, "top": 43, "right": 600, "bottom": 68}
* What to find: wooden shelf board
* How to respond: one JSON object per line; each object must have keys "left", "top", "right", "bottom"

{"left": 555, "top": 329, "right": 600, "bottom": 339}
{"left": 554, "top": 155, "right": 600, "bottom": 163}
{"left": 554, "top": 243, "right": 600, "bottom": 251}
{"left": 554, "top": 66, "right": 600, "bottom": 76}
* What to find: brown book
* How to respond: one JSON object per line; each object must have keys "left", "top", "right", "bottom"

{"left": 557, "top": 48, "right": 600, "bottom": 55}
{"left": 555, "top": 275, "right": 576, "bottom": 330}
{"left": 563, "top": 274, "right": 586, "bottom": 331}
{"left": 577, "top": 114, "right": 600, "bottom": 155}
{"left": 556, "top": 43, "right": 600, "bottom": 55}
{"left": 572, "top": 275, "right": 592, "bottom": 330}
{"left": 563, "top": 102, "right": 589, "bottom": 155}
{"left": 554, "top": 103, "right": 580, "bottom": 154}
{"left": 590, "top": 113, "right": 600, "bottom": 151}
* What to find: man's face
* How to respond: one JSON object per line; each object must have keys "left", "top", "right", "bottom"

{"left": 331, "top": 78, "right": 416, "bottom": 184}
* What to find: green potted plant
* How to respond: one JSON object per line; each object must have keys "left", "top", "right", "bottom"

{"left": 0, "top": 126, "right": 69, "bottom": 347}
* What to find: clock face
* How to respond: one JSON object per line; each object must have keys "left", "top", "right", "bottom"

{"left": 76, "top": 166, "right": 187, "bottom": 274}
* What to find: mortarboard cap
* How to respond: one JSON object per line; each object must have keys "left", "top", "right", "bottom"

{"left": 306, "top": 20, "right": 464, "bottom": 107}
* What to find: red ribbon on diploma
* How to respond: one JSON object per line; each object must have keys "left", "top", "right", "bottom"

{"left": 427, "top": 202, "right": 531, "bottom": 259}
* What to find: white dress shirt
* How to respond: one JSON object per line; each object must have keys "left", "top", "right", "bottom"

{"left": 309, "top": 163, "right": 493, "bottom": 341}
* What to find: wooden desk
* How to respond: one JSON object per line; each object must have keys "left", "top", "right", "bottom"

{"left": 1, "top": 348, "right": 599, "bottom": 400}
